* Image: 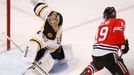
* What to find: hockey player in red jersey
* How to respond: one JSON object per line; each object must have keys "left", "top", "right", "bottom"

{"left": 80, "top": 7, "right": 130, "bottom": 75}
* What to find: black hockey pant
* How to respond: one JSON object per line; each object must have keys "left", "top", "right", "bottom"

{"left": 92, "top": 53, "right": 129, "bottom": 75}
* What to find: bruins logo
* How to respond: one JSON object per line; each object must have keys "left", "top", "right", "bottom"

{"left": 47, "top": 32, "right": 53, "bottom": 38}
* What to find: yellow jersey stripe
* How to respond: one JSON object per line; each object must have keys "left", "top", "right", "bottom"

{"left": 36, "top": 5, "right": 45, "bottom": 16}
{"left": 39, "top": 6, "right": 47, "bottom": 17}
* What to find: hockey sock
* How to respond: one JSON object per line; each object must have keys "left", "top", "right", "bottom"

{"left": 125, "top": 71, "right": 130, "bottom": 75}
{"left": 80, "top": 61, "right": 101, "bottom": 75}
{"left": 80, "top": 64, "right": 97, "bottom": 75}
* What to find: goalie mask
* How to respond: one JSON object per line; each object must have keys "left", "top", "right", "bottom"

{"left": 47, "top": 11, "right": 63, "bottom": 27}
{"left": 103, "top": 7, "right": 116, "bottom": 20}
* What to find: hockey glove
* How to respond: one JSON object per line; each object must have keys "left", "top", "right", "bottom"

{"left": 121, "top": 39, "right": 129, "bottom": 54}
{"left": 31, "top": 0, "right": 46, "bottom": 6}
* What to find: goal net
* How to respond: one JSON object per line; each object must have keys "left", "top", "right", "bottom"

{"left": 0, "top": 0, "right": 10, "bottom": 52}
{"left": 0, "top": 0, "right": 42, "bottom": 52}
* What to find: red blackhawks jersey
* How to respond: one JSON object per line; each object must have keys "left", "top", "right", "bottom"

{"left": 92, "top": 18, "right": 126, "bottom": 56}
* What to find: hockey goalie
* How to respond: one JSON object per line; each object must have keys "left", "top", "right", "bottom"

{"left": 23, "top": 0, "right": 73, "bottom": 75}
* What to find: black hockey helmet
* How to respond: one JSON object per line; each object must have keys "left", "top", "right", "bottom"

{"left": 103, "top": 7, "right": 116, "bottom": 20}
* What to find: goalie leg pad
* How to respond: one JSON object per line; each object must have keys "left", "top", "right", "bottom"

{"left": 23, "top": 68, "right": 40, "bottom": 75}
{"left": 24, "top": 50, "right": 54, "bottom": 75}
{"left": 38, "top": 50, "right": 54, "bottom": 73}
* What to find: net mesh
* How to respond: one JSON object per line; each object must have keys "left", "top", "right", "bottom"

{"left": 0, "top": 0, "right": 7, "bottom": 52}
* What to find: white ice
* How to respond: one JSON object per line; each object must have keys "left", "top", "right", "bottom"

{"left": 0, "top": 0, "right": 134, "bottom": 75}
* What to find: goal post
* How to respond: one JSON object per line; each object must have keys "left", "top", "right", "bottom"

{"left": 0, "top": 0, "right": 41, "bottom": 52}
{"left": 7, "top": 0, "right": 11, "bottom": 50}
{"left": 0, "top": 0, "right": 11, "bottom": 52}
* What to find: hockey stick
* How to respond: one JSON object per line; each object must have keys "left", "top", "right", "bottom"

{"left": 120, "top": 53, "right": 123, "bottom": 58}
{"left": 1, "top": 32, "right": 24, "bottom": 53}
{"left": 1, "top": 32, "right": 48, "bottom": 75}
{"left": 119, "top": 53, "right": 124, "bottom": 62}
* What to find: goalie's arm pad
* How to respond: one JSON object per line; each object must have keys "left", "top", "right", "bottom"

{"left": 34, "top": 3, "right": 52, "bottom": 20}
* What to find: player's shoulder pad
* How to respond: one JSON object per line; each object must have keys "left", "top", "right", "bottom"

{"left": 114, "top": 18, "right": 126, "bottom": 26}
{"left": 117, "top": 18, "right": 125, "bottom": 23}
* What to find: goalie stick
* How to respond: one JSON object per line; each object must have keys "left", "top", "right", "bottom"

{"left": 1, "top": 32, "right": 24, "bottom": 53}
{"left": 1, "top": 32, "right": 48, "bottom": 75}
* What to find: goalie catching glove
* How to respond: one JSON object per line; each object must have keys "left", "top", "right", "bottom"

{"left": 121, "top": 39, "right": 129, "bottom": 54}
{"left": 31, "top": 0, "right": 46, "bottom": 6}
